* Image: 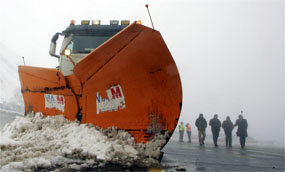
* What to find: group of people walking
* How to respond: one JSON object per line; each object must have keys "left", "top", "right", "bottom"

{"left": 178, "top": 112, "right": 248, "bottom": 149}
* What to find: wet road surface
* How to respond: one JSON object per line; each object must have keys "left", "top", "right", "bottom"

{"left": 161, "top": 140, "right": 284, "bottom": 171}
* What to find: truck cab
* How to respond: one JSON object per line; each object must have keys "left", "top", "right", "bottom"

{"left": 49, "top": 20, "right": 129, "bottom": 76}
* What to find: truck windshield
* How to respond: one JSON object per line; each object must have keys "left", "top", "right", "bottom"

{"left": 68, "top": 35, "right": 111, "bottom": 54}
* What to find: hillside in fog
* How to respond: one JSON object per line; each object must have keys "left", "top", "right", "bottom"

{"left": 0, "top": 42, "right": 22, "bottom": 102}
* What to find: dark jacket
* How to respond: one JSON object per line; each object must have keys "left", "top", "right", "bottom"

{"left": 234, "top": 119, "right": 248, "bottom": 137}
{"left": 209, "top": 118, "right": 221, "bottom": 132}
{"left": 195, "top": 117, "right": 207, "bottom": 131}
{"left": 222, "top": 119, "right": 234, "bottom": 133}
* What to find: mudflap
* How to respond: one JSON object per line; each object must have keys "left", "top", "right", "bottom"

{"left": 73, "top": 23, "right": 182, "bottom": 144}
{"left": 18, "top": 66, "right": 78, "bottom": 120}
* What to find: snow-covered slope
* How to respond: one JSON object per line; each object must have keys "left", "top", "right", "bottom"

{"left": 0, "top": 42, "right": 22, "bottom": 102}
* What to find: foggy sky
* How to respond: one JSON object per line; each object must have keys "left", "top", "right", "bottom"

{"left": 0, "top": 0, "right": 284, "bottom": 143}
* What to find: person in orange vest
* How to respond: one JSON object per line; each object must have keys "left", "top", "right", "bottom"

{"left": 185, "top": 123, "right": 192, "bottom": 143}
{"left": 178, "top": 122, "right": 185, "bottom": 142}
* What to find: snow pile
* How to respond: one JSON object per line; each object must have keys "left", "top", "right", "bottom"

{"left": 0, "top": 113, "right": 167, "bottom": 171}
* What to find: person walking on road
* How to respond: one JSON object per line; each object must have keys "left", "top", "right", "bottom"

{"left": 234, "top": 114, "right": 248, "bottom": 149}
{"left": 222, "top": 116, "right": 234, "bottom": 147}
{"left": 209, "top": 114, "right": 221, "bottom": 147}
{"left": 195, "top": 113, "right": 207, "bottom": 146}
{"left": 178, "top": 122, "right": 185, "bottom": 142}
{"left": 185, "top": 123, "right": 192, "bottom": 143}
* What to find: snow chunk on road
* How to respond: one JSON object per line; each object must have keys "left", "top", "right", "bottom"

{"left": 0, "top": 113, "right": 167, "bottom": 171}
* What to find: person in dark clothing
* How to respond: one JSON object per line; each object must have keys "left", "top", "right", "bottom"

{"left": 209, "top": 114, "right": 221, "bottom": 147}
{"left": 222, "top": 116, "right": 234, "bottom": 147}
{"left": 234, "top": 114, "right": 248, "bottom": 149}
{"left": 195, "top": 113, "right": 207, "bottom": 146}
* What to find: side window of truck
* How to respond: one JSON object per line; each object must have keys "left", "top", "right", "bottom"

{"left": 66, "top": 41, "right": 74, "bottom": 51}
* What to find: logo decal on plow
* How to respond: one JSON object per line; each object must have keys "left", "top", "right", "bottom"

{"left": 44, "top": 94, "right": 65, "bottom": 112}
{"left": 96, "top": 85, "right": 126, "bottom": 114}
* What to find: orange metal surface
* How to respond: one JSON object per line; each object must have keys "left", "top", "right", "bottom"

{"left": 73, "top": 23, "right": 144, "bottom": 84}
{"left": 74, "top": 23, "right": 182, "bottom": 143}
{"left": 65, "top": 75, "right": 83, "bottom": 109}
{"left": 18, "top": 23, "right": 182, "bottom": 144}
{"left": 18, "top": 66, "right": 78, "bottom": 121}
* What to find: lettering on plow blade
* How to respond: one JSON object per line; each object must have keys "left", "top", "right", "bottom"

{"left": 96, "top": 85, "right": 126, "bottom": 114}
{"left": 44, "top": 94, "right": 65, "bottom": 112}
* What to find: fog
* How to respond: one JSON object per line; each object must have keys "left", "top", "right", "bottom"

{"left": 0, "top": 0, "right": 284, "bottom": 144}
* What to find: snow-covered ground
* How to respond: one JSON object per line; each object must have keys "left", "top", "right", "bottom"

{"left": 0, "top": 112, "right": 167, "bottom": 171}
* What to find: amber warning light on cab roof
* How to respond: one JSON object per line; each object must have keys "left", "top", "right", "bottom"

{"left": 81, "top": 20, "right": 90, "bottom": 25}
{"left": 70, "top": 20, "right": 75, "bottom": 25}
{"left": 69, "top": 20, "right": 138, "bottom": 26}
{"left": 92, "top": 20, "right": 101, "bottom": 25}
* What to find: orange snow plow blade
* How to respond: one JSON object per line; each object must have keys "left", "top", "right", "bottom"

{"left": 19, "top": 23, "right": 182, "bottom": 144}
{"left": 18, "top": 66, "right": 78, "bottom": 120}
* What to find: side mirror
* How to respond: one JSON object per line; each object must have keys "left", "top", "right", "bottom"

{"left": 49, "top": 33, "right": 62, "bottom": 58}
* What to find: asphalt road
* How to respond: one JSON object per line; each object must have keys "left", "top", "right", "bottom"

{"left": 161, "top": 139, "right": 284, "bottom": 172}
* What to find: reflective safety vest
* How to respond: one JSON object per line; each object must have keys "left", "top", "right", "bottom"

{"left": 179, "top": 124, "right": 185, "bottom": 131}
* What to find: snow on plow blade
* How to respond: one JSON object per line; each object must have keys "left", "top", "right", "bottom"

{"left": 19, "top": 23, "right": 182, "bottom": 144}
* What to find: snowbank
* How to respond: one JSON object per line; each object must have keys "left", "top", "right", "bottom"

{"left": 0, "top": 113, "right": 167, "bottom": 171}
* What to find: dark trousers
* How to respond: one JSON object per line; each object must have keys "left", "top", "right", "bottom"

{"left": 198, "top": 130, "right": 206, "bottom": 145}
{"left": 225, "top": 132, "right": 232, "bottom": 147}
{"left": 212, "top": 130, "right": 219, "bottom": 146}
{"left": 240, "top": 136, "right": 246, "bottom": 148}
{"left": 186, "top": 131, "right": 191, "bottom": 143}
{"left": 179, "top": 130, "right": 184, "bottom": 142}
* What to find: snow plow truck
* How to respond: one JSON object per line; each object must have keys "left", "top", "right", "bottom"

{"left": 18, "top": 20, "right": 182, "bottom": 147}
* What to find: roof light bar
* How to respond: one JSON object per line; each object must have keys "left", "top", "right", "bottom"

{"left": 110, "top": 20, "right": 119, "bottom": 25}
{"left": 81, "top": 20, "right": 90, "bottom": 25}
{"left": 136, "top": 20, "right": 142, "bottom": 25}
{"left": 121, "top": 20, "right": 130, "bottom": 25}
{"left": 92, "top": 20, "right": 101, "bottom": 25}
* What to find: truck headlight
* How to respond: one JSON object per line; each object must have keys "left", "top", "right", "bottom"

{"left": 64, "top": 49, "right": 72, "bottom": 56}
